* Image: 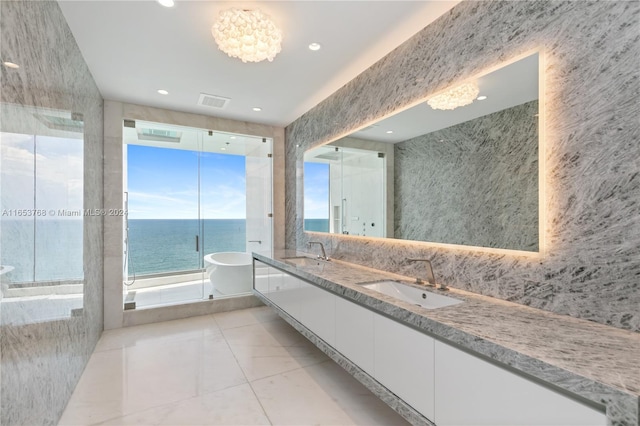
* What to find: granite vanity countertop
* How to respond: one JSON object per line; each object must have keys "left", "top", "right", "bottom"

{"left": 253, "top": 251, "right": 640, "bottom": 425}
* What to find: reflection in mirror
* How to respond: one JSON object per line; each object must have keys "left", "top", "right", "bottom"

{"left": 0, "top": 104, "right": 84, "bottom": 325}
{"left": 304, "top": 138, "right": 393, "bottom": 238}
{"left": 304, "top": 52, "right": 540, "bottom": 252}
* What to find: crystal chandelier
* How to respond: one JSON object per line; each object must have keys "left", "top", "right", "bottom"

{"left": 212, "top": 8, "right": 283, "bottom": 63}
{"left": 427, "top": 82, "right": 479, "bottom": 110}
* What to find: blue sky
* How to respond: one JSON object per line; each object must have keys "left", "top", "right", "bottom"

{"left": 127, "top": 145, "right": 246, "bottom": 219}
{"left": 303, "top": 162, "right": 329, "bottom": 219}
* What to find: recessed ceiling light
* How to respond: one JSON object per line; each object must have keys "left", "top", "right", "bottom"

{"left": 308, "top": 43, "right": 321, "bottom": 51}
{"left": 386, "top": 130, "right": 393, "bottom": 134}
{"left": 157, "top": 0, "right": 174, "bottom": 7}
{"left": 3, "top": 61, "right": 19, "bottom": 69}
{"left": 477, "top": 95, "right": 487, "bottom": 101}
{"left": 221, "top": 147, "right": 227, "bottom": 151}
{"left": 157, "top": 89, "right": 169, "bottom": 95}
{"left": 252, "top": 107, "right": 262, "bottom": 112}
{"left": 230, "top": 136, "right": 236, "bottom": 140}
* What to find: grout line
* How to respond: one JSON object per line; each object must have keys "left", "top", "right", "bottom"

{"left": 220, "top": 312, "right": 275, "bottom": 425}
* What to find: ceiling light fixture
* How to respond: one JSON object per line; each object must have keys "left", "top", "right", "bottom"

{"left": 252, "top": 107, "right": 262, "bottom": 112}
{"left": 427, "top": 82, "right": 479, "bottom": 110}
{"left": 386, "top": 130, "right": 393, "bottom": 134}
{"left": 3, "top": 61, "right": 19, "bottom": 69}
{"left": 477, "top": 95, "right": 487, "bottom": 101}
{"left": 157, "top": 89, "right": 169, "bottom": 95}
{"left": 308, "top": 43, "right": 321, "bottom": 51}
{"left": 212, "top": 8, "right": 282, "bottom": 63}
{"left": 157, "top": 0, "right": 174, "bottom": 7}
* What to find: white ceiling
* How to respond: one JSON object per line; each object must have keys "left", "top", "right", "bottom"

{"left": 58, "top": 1, "right": 460, "bottom": 128}
{"left": 350, "top": 52, "right": 540, "bottom": 143}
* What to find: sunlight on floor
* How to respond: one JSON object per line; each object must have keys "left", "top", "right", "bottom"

{"left": 59, "top": 306, "right": 409, "bottom": 425}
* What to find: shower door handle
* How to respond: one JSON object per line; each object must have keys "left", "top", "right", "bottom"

{"left": 195, "top": 235, "right": 199, "bottom": 252}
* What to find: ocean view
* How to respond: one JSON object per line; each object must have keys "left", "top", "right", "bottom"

{"left": 304, "top": 219, "right": 329, "bottom": 233}
{"left": 0, "top": 219, "right": 84, "bottom": 283}
{"left": 128, "top": 219, "right": 246, "bottom": 276}
{"left": 0, "top": 219, "right": 247, "bottom": 282}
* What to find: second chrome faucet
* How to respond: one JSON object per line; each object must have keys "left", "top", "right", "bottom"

{"left": 408, "top": 258, "right": 448, "bottom": 291}
{"left": 308, "top": 241, "right": 329, "bottom": 261}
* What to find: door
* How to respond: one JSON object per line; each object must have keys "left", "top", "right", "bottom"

{"left": 245, "top": 138, "right": 273, "bottom": 257}
{"left": 124, "top": 122, "right": 205, "bottom": 308}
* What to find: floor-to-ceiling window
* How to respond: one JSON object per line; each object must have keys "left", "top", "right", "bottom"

{"left": 122, "top": 120, "right": 272, "bottom": 309}
{"left": 1, "top": 106, "right": 84, "bottom": 325}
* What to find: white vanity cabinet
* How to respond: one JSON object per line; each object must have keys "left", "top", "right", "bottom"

{"left": 263, "top": 263, "right": 300, "bottom": 319}
{"left": 253, "top": 259, "right": 607, "bottom": 426}
{"left": 334, "top": 296, "right": 375, "bottom": 375}
{"left": 254, "top": 260, "right": 336, "bottom": 345}
{"left": 374, "top": 314, "right": 435, "bottom": 421}
{"left": 297, "top": 279, "right": 336, "bottom": 345}
{"left": 434, "top": 340, "right": 607, "bottom": 426}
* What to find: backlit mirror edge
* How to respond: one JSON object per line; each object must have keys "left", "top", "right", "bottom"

{"left": 300, "top": 48, "right": 547, "bottom": 258}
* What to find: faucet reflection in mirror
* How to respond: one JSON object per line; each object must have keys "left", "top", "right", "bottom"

{"left": 303, "top": 51, "right": 541, "bottom": 253}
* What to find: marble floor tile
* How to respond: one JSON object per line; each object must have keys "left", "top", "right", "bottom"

{"left": 223, "top": 321, "right": 328, "bottom": 381}
{"left": 60, "top": 306, "right": 409, "bottom": 426}
{"left": 212, "top": 305, "right": 279, "bottom": 330}
{"left": 251, "top": 361, "right": 407, "bottom": 426}
{"left": 95, "top": 314, "right": 221, "bottom": 352}
{"left": 303, "top": 360, "right": 412, "bottom": 426}
{"left": 59, "top": 335, "right": 245, "bottom": 425}
{"left": 95, "top": 383, "right": 270, "bottom": 426}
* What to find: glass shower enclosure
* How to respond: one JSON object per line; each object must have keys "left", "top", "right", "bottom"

{"left": 122, "top": 120, "right": 273, "bottom": 309}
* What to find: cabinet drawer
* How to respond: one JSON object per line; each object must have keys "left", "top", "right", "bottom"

{"left": 374, "top": 315, "right": 435, "bottom": 421}
{"left": 434, "top": 340, "right": 606, "bottom": 426}
{"left": 334, "top": 297, "right": 374, "bottom": 375}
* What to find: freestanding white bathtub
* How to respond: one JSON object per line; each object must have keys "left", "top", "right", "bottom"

{"left": 203, "top": 252, "right": 253, "bottom": 296}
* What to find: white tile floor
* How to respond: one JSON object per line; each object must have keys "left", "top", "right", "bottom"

{"left": 59, "top": 306, "right": 410, "bottom": 426}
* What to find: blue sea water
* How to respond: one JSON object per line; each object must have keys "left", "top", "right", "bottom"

{"left": 0, "top": 219, "right": 84, "bottom": 283}
{"left": 0, "top": 219, "right": 248, "bottom": 283}
{"left": 127, "top": 219, "right": 246, "bottom": 276}
{"left": 304, "top": 219, "right": 329, "bottom": 233}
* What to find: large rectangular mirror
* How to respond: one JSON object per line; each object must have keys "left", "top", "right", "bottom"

{"left": 303, "top": 52, "right": 541, "bottom": 252}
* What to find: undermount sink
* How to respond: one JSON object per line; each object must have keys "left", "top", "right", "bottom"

{"left": 361, "top": 280, "right": 463, "bottom": 309}
{"left": 282, "top": 256, "right": 328, "bottom": 267}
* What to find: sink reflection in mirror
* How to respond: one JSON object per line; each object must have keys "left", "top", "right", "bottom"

{"left": 361, "top": 280, "right": 463, "bottom": 309}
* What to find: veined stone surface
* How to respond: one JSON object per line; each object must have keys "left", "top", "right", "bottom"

{"left": 0, "top": 1, "right": 104, "bottom": 424}
{"left": 286, "top": 1, "right": 640, "bottom": 332}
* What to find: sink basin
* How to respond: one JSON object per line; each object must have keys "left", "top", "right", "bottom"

{"left": 361, "top": 280, "right": 463, "bottom": 309}
{"left": 282, "top": 256, "right": 328, "bottom": 267}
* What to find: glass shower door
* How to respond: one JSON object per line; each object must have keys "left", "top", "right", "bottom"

{"left": 199, "top": 132, "right": 272, "bottom": 297}
{"left": 123, "top": 122, "right": 205, "bottom": 308}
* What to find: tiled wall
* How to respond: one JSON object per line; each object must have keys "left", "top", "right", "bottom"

{"left": 0, "top": 1, "right": 104, "bottom": 424}
{"left": 394, "top": 100, "right": 538, "bottom": 252}
{"left": 285, "top": 1, "right": 640, "bottom": 331}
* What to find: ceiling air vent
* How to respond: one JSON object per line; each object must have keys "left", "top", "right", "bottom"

{"left": 198, "top": 93, "right": 230, "bottom": 109}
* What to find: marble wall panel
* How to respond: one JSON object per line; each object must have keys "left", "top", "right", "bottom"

{"left": 0, "top": 1, "right": 104, "bottom": 424}
{"left": 394, "top": 101, "right": 538, "bottom": 251}
{"left": 286, "top": 1, "right": 640, "bottom": 331}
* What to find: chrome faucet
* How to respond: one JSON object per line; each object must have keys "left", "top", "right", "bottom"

{"left": 308, "top": 241, "right": 329, "bottom": 261}
{"left": 408, "top": 259, "right": 448, "bottom": 291}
